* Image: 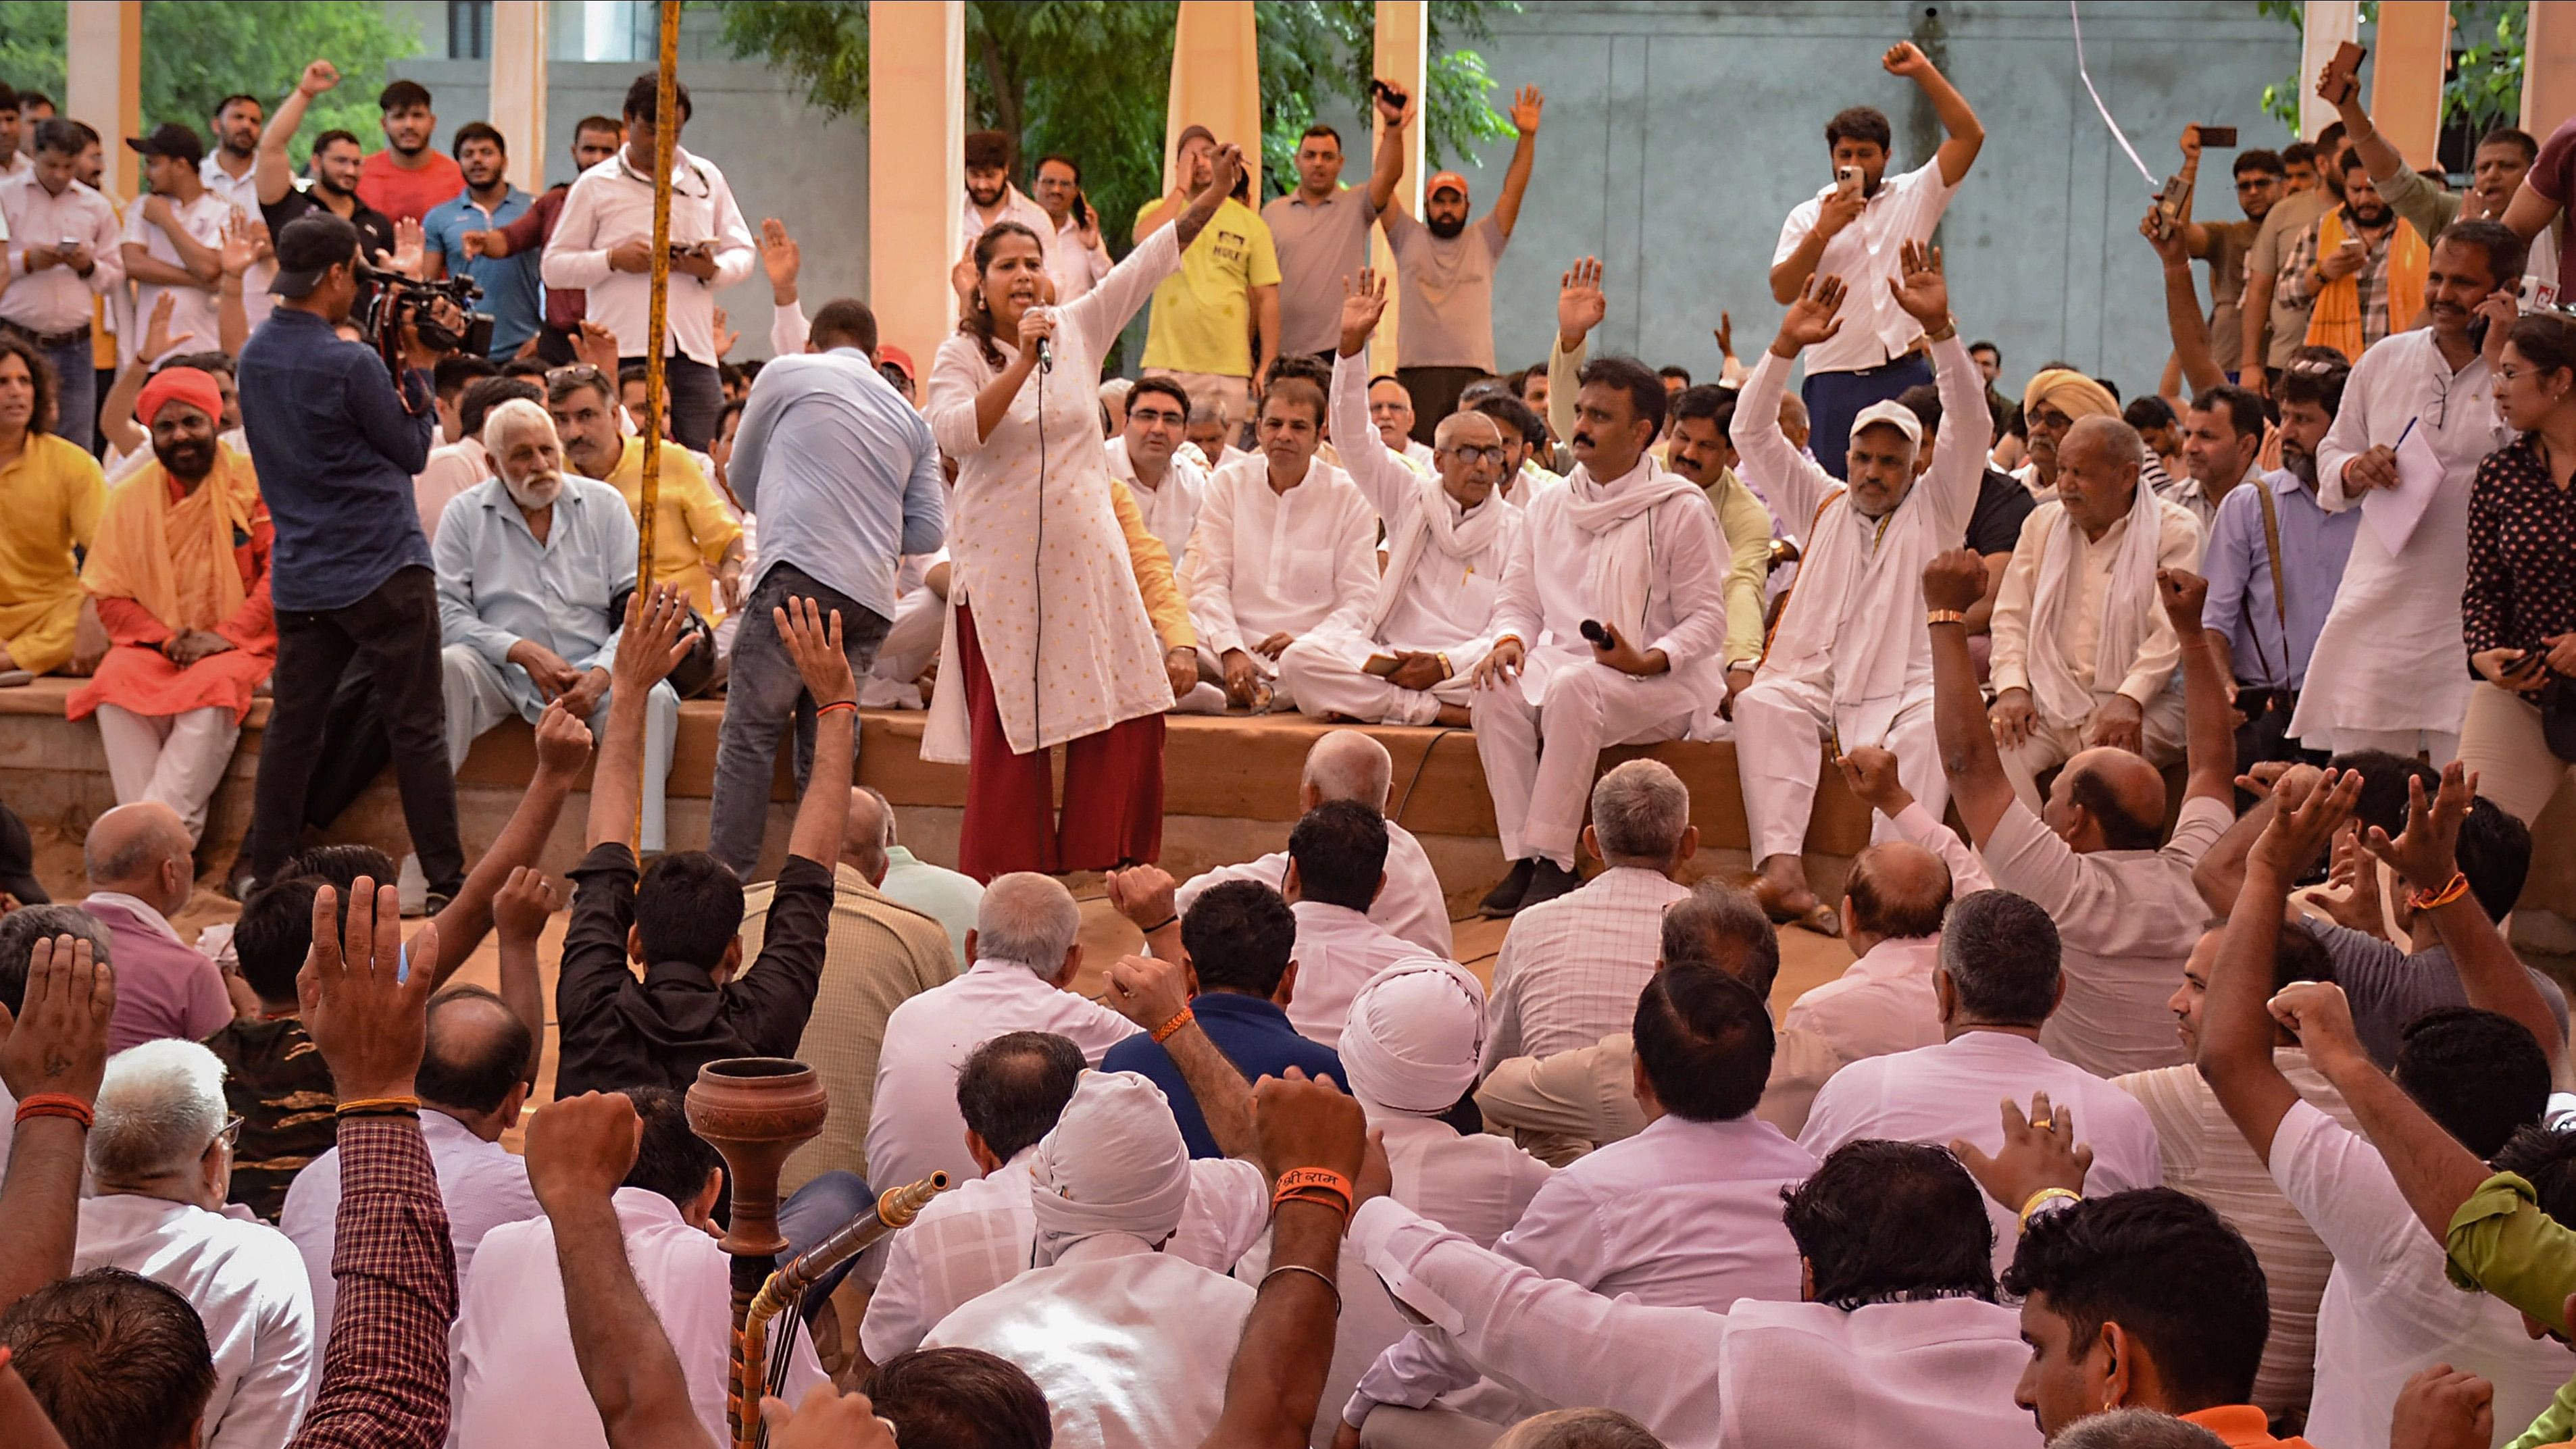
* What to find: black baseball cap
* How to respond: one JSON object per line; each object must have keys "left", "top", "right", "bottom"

{"left": 124, "top": 122, "right": 205, "bottom": 167}
{"left": 268, "top": 213, "right": 361, "bottom": 297}
{"left": 0, "top": 796, "right": 47, "bottom": 905}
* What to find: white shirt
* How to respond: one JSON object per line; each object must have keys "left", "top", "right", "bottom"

{"left": 864, "top": 957, "right": 1142, "bottom": 1195}
{"left": 2292, "top": 328, "right": 2506, "bottom": 745}
{"left": 1327, "top": 351, "right": 1521, "bottom": 659}
{"left": 1800, "top": 1031, "right": 2164, "bottom": 1273}
{"left": 959, "top": 183, "right": 1057, "bottom": 274}
{"left": 1484, "top": 865, "right": 1691, "bottom": 1067}
{"left": 541, "top": 146, "right": 757, "bottom": 365}
{"left": 926, "top": 1236, "right": 1255, "bottom": 1449}
{"left": 1051, "top": 211, "right": 1113, "bottom": 302}
{"left": 1173, "top": 817, "right": 1455, "bottom": 960}
{"left": 1281, "top": 899, "right": 1444, "bottom": 1049}
{"left": 1346, "top": 1196, "right": 2040, "bottom": 1449}
{"left": 198, "top": 151, "right": 274, "bottom": 327}
{"left": 1105, "top": 433, "right": 1208, "bottom": 574}
{"left": 1348, "top": 1113, "right": 1815, "bottom": 1422}
{"left": 1777, "top": 935, "right": 1945, "bottom": 1077}
{"left": 1183, "top": 453, "right": 1380, "bottom": 660}
{"left": 279, "top": 1107, "right": 538, "bottom": 1329}
{"left": 74, "top": 1193, "right": 315, "bottom": 1449}
{"left": 0, "top": 173, "right": 124, "bottom": 333}
{"left": 122, "top": 189, "right": 232, "bottom": 368}
{"left": 451, "top": 1186, "right": 824, "bottom": 1449}
{"left": 2272, "top": 1099, "right": 2573, "bottom": 1449}
{"left": 1978, "top": 796, "right": 2232, "bottom": 1077}
{"left": 860, "top": 1146, "right": 1269, "bottom": 1364}
{"left": 1770, "top": 160, "right": 1959, "bottom": 374}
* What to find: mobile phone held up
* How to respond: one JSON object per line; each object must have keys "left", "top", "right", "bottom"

{"left": 1835, "top": 166, "right": 1863, "bottom": 199}
{"left": 2322, "top": 41, "right": 2366, "bottom": 107}
{"left": 2197, "top": 125, "right": 2238, "bottom": 149}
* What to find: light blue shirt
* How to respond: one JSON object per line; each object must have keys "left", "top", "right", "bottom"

{"left": 730, "top": 347, "right": 945, "bottom": 621}
{"left": 433, "top": 476, "right": 638, "bottom": 719}
{"left": 2200, "top": 467, "right": 2360, "bottom": 690}
{"left": 878, "top": 845, "right": 982, "bottom": 969}
{"left": 422, "top": 185, "right": 540, "bottom": 356}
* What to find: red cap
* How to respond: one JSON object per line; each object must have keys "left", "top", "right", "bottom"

{"left": 137, "top": 366, "right": 225, "bottom": 428}
{"left": 877, "top": 345, "right": 915, "bottom": 381}
{"left": 1425, "top": 171, "right": 1469, "bottom": 200}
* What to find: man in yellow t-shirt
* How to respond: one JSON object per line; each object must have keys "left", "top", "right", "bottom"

{"left": 546, "top": 367, "right": 744, "bottom": 621}
{"left": 1134, "top": 125, "right": 1280, "bottom": 431}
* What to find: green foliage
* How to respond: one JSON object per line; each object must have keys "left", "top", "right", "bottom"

{"left": 1253, "top": 1, "right": 1514, "bottom": 195}
{"left": 2253, "top": 1, "right": 2530, "bottom": 146}
{"left": 0, "top": 1, "right": 419, "bottom": 163}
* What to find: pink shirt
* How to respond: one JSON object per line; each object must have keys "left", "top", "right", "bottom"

{"left": 83, "top": 894, "right": 234, "bottom": 1052}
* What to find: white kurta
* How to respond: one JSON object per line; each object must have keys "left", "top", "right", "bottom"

{"left": 1326, "top": 351, "right": 1519, "bottom": 659}
{"left": 924, "top": 226, "right": 1186, "bottom": 759}
{"left": 2292, "top": 328, "right": 2505, "bottom": 747}
{"left": 1105, "top": 434, "right": 1208, "bottom": 574}
{"left": 1172, "top": 818, "right": 1455, "bottom": 959}
{"left": 1182, "top": 453, "right": 1380, "bottom": 661}
{"left": 1284, "top": 899, "right": 1445, "bottom": 1048}
{"left": 926, "top": 1236, "right": 1255, "bottom": 1449}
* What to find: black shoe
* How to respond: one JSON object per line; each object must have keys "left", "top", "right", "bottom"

{"left": 422, "top": 888, "right": 456, "bottom": 918}
{"left": 1478, "top": 859, "right": 1538, "bottom": 918}
{"left": 1517, "top": 859, "right": 1583, "bottom": 912}
{"left": 224, "top": 856, "right": 259, "bottom": 903}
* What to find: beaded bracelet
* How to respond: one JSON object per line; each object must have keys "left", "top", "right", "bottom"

{"left": 14, "top": 1092, "right": 94, "bottom": 1129}
{"left": 1150, "top": 1007, "right": 1195, "bottom": 1044}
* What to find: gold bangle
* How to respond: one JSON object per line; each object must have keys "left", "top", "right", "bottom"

{"left": 1926, "top": 609, "right": 1969, "bottom": 627}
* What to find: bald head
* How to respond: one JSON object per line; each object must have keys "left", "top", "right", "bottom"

{"left": 2061, "top": 413, "right": 2142, "bottom": 469}
{"left": 419, "top": 986, "right": 535, "bottom": 1123}
{"left": 1301, "top": 730, "right": 1393, "bottom": 812}
{"left": 839, "top": 786, "right": 892, "bottom": 882}
{"left": 2055, "top": 746, "right": 2168, "bottom": 852}
{"left": 1842, "top": 840, "right": 1952, "bottom": 944}
{"left": 84, "top": 803, "right": 191, "bottom": 915}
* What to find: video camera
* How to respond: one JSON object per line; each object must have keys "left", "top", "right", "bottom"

{"left": 354, "top": 261, "right": 495, "bottom": 376}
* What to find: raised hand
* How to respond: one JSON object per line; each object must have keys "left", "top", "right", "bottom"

{"left": 776, "top": 594, "right": 857, "bottom": 705}
{"left": 1105, "top": 952, "right": 1193, "bottom": 1032}
{"left": 2389, "top": 1366, "right": 2496, "bottom": 1449}
{"left": 530, "top": 696, "right": 595, "bottom": 784}
{"left": 1886, "top": 241, "right": 1949, "bottom": 329}
{"left": 611, "top": 584, "right": 694, "bottom": 694}
{"left": 1340, "top": 268, "right": 1390, "bottom": 356}
{"left": 299, "top": 58, "right": 341, "bottom": 97}
{"left": 2142, "top": 206, "right": 2191, "bottom": 265}
{"left": 711, "top": 305, "right": 740, "bottom": 359}
{"left": 525, "top": 1089, "right": 642, "bottom": 1217}
{"left": 1251, "top": 1072, "right": 1367, "bottom": 1190}
{"left": 219, "top": 213, "right": 260, "bottom": 279}
{"left": 1774, "top": 274, "right": 1848, "bottom": 355}
{"left": 1557, "top": 257, "right": 1607, "bottom": 349}
{"left": 1920, "top": 547, "right": 1988, "bottom": 613}
{"left": 0, "top": 934, "right": 114, "bottom": 1107}
{"left": 2249, "top": 766, "right": 2363, "bottom": 880}
{"left": 2267, "top": 980, "right": 2363, "bottom": 1063}
{"left": 1201, "top": 143, "right": 1246, "bottom": 205}
{"left": 1883, "top": 40, "right": 1934, "bottom": 78}
{"left": 1373, "top": 80, "right": 1414, "bottom": 128}
{"left": 1105, "top": 865, "right": 1180, "bottom": 934}
{"left": 759, "top": 217, "right": 801, "bottom": 301}
{"left": 141, "top": 292, "right": 193, "bottom": 361}
{"left": 1948, "top": 1092, "right": 2092, "bottom": 1215}
{"left": 1836, "top": 745, "right": 1915, "bottom": 817}
{"left": 1509, "top": 85, "right": 1544, "bottom": 136}
{"left": 2360, "top": 761, "right": 2473, "bottom": 893}
{"left": 2156, "top": 567, "right": 2210, "bottom": 634}
{"left": 492, "top": 865, "right": 559, "bottom": 947}
{"left": 298, "top": 878, "right": 435, "bottom": 1103}
{"left": 390, "top": 217, "right": 427, "bottom": 279}
{"left": 1713, "top": 309, "right": 1735, "bottom": 360}
{"left": 573, "top": 319, "right": 622, "bottom": 376}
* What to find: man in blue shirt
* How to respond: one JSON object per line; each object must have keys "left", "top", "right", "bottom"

{"left": 237, "top": 213, "right": 463, "bottom": 903}
{"left": 709, "top": 297, "right": 946, "bottom": 875}
{"left": 421, "top": 122, "right": 538, "bottom": 358}
{"left": 1102, "top": 878, "right": 1341, "bottom": 1158}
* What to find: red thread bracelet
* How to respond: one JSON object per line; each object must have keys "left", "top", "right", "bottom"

{"left": 1150, "top": 1007, "right": 1195, "bottom": 1043}
{"left": 14, "top": 1092, "right": 94, "bottom": 1129}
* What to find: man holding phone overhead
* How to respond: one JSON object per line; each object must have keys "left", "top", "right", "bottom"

{"left": 1033, "top": 153, "right": 1112, "bottom": 304}
{"left": 1769, "top": 41, "right": 1985, "bottom": 482}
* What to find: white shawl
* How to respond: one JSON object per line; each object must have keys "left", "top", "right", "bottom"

{"left": 1365, "top": 476, "right": 1513, "bottom": 640}
{"left": 2025, "top": 482, "right": 2164, "bottom": 728}
{"left": 1562, "top": 461, "right": 1704, "bottom": 646}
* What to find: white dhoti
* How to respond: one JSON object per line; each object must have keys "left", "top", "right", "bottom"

{"left": 440, "top": 644, "right": 679, "bottom": 850}
{"left": 1999, "top": 686, "right": 2187, "bottom": 813}
{"left": 860, "top": 586, "right": 945, "bottom": 709}
{"left": 1734, "top": 678, "right": 1944, "bottom": 864}
{"left": 1184, "top": 644, "right": 1300, "bottom": 713}
{"left": 94, "top": 703, "right": 241, "bottom": 844}
{"left": 1472, "top": 660, "right": 1701, "bottom": 869}
{"left": 1277, "top": 634, "right": 1473, "bottom": 728}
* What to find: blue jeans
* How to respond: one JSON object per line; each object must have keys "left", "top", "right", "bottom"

{"left": 1800, "top": 353, "right": 1934, "bottom": 482}
{"left": 5, "top": 329, "right": 97, "bottom": 453}
{"left": 707, "top": 562, "right": 891, "bottom": 877}
{"left": 777, "top": 1169, "right": 874, "bottom": 1323}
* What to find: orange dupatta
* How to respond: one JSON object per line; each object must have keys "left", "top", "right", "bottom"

{"left": 80, "top": 448, "right": 262, "bottom": 630}
{"left": 2306, "top": 209, "right": 2428, "bottom": 359}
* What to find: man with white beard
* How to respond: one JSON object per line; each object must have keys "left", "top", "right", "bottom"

{"left": 433, "top": 397, "right": 680, "bottom": 847}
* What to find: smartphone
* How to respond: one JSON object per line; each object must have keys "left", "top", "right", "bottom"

{"left": 1371, "top": 78, "right": 1409, "bottom": 109}
{"left": 1071, "top": 187, "right": 1092, "bottom": 231}
{"left": 1362, "top": 654, "right": 1402, "bottom": 678}
{"left": 2198, "top": 125, "right": 2238, "bottom": 148}
{"left": 2152, "top": 172, "right": 2194, "bottom": 238}
{"left": 1835, "top": 166, "right": 1863, "bottom": 199}
{"left": 2323, "top": 41, "right": 2366, "bottom": 107}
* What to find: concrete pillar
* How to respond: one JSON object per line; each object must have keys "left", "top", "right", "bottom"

{"left": 488, "top": 0, "right": 549, "bottom": 193}
{"left": 66, "top": 0, "right": 141, "bottom": 204}
{"left": 869, "top": 0, "right": 965, "bottom": 374}
{"left": 2525, "top": 1, "right": 2576, "bottom": 138}
{"left": 2299, "top": 1, "right": 2360, "bottom": 143}
{"left": 1165, "top": 1, "right": 1261, "bottom": 201}
{"left": 1371, "top": 1, "right": 1426, "bottom": 371}
{"left": 2369, "top": 1, "right": 2451, "bottom": 171}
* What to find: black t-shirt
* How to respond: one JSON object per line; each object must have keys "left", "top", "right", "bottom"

{"left": 1967, "top": 466, "right": 2037, "bottom": 556}
{"left": 261, "top": 186, "right": 397, "bottom": 261}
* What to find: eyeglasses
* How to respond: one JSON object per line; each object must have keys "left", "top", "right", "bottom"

{"left": 1439, "top": 444, "right": 1511, "bottom": 467}
{"left": 216, "top": 1115, "right": 245, "bottom": 1151}
{"left": 1129, "top": 408, "right": 1186, "bottom": 427}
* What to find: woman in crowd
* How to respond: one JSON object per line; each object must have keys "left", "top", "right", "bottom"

{"left": 2463, "top": 310, "right": 2576, "bottom": 824}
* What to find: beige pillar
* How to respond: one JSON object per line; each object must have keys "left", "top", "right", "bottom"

{"left": 1370, "top": 1, "right": 1426, "bottom": 371}
{"left": 2299, "top": 1, "right": 2360, "bottom": 143}
{"left": 2369, "top": 1, "right": 2451, "bottom": 171}
{"left": 869, "top": 0, "right": 965, "bottom": 374}
{"left": 1165, "top": 1, "right": 1261, "bottom": 201}
{"left": 488, "top": 0, "right": 549, "bottom": 193}
{"left": 2525, "top": 2, "right": 2576, "bottom": 138}
{"left": 66, "top": 0, "right": 141, "bottom": 203}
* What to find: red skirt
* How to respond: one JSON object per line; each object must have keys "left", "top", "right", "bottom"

{"left": 953, "top": 600, "right": 1165, "bottom": 881}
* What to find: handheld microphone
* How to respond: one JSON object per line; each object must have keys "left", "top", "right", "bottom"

{"left": 1036, "top": 336, "right": 1054, "bottom": 374}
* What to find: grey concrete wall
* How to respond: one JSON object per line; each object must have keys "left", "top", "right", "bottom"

{"left": 1445, "top": 0, "right": 2302, "bottom": 402}
{"left": 388, "top": 59, "right": 867, "bottom": 357}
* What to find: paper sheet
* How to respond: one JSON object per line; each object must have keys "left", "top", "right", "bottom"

{"left": 2361, "top": 421, "right": 2443, "bottom": 555}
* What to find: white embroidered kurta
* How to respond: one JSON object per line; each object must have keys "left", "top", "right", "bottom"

{"left": 1182, "top": 452, "right": 1380, "bottom": 659}
{"left": 926, "top": 1236, "right": 1255, "bottom": 1449}
{"left": 2292, "top": 328, "right": 2505, "bottom": 745}
{"left": 1327, "top": 351, "right": 1520, "bottom": 658}
{"left": 1105, "top": 434, "right": 1208, "bottom": 574}
{"left": 924, "top": 226, "right": 1186, "bottom": 759}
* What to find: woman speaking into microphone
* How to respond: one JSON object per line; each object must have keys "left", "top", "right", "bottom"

{"left": 925, "top": 143, "right": 1244, "bottom": 880}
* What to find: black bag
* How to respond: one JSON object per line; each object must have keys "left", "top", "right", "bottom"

{"left": 2540, "top": 672, "right": 2576, "bottom": 764}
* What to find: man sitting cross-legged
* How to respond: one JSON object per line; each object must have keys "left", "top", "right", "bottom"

{"left": 1728, "top": 245, "right": 1989, "bottom": 935}
{"left": 1277, "top": 270, "right": 1522, "bottom": 729}
{"left": 434, "top": 396, "right": 680, "bottom": 850}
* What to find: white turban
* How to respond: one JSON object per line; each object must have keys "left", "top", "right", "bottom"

{"left": 1338, "top": 960, "right": 1489, "bottom": 1116}
{"left": 1027, "top": 1070, "right": 1194, "bottom": 1265}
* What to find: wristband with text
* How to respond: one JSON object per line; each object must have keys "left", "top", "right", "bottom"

{"left": 1273, "top": 1168, "right": 1355, "bottom": 1220}
{"left": 1926, "top": 609, "right": 1969, "bottom": 627}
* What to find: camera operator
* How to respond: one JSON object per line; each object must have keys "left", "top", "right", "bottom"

{"left": 235, "top": 213, "right": 468, "bottom": 905}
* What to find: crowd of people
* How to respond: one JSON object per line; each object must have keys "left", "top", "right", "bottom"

{"left": 0, "top": 28, "right": 2573, "bottom": 1449}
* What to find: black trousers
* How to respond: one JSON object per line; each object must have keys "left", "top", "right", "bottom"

{"left": 621, "top": 353, "right": 723, "bottom": 451}
{"left": 249, "top": 566, "right": 463, "bottom": 894}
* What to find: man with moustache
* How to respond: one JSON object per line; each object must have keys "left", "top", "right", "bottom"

{"left": 68, "top": 367, "right": 274, "bottom": 844}
{"left": 432, "top": 396, "right": 680, "bottom": 848}
{"left": 254, "top": 61, "right": 397, "bottom": 265}
{"left": 356, "top": 78, "right": 465, "bottom": 226}
{"left": 2280, "top": 149, "right": 2425, "bottom": 359}
{"left": 197, "top": 93, "right": 272, "bottom": 328}
{"left": 1662, "top": 384, "right": 1779, "bottom": 717}
{"left": 1277, "top": 270, "right": 1523, "bottom": 728}
{"left": 422, "top": 124, "right": 540, "bottom": 359}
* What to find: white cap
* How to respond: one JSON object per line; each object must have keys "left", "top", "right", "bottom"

{"left": 1848, "top": 399, "right": 1924, "bottom": 448}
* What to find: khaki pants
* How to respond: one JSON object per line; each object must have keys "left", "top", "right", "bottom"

{"left": 2458, "top": 684, "right": 2576, "bottom": 825}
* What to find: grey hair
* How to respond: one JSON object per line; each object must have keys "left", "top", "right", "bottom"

{"left": 480, "top": 396, "right": 557, "bottom": 459}
{"left": 1590, "top": 759, "right": 1692, "bottom": 861}
{"left": 0, "top": 905, "right": 113, "bottom": 1014}
{"left": 1938, "top": 889, "right": 2063, "bottom": 1027}
{"left": 1188, "top": 387, "right": 1232, "bottom": 428}
{"left": 2064, "top": 413, "right": 2146, "bottom": 472}
{"left": 1303, "top": 730, "right": 1392, "bottom": 811}
{"left": 975, "top": 873, "right": 1081, "bottom": 971}
{"left": 1660, "top": 881, "right": 1781, "bottom": 1000}
{"left": 859, "top": 786, "right": 898, "bottom": 846}
{"left": 1493, "top": 1408, "right": 1668, "bottom": 1449}
{"left": 90, "top": 1040, "right": 228, "bottom": 1184}
{"left": 2049, "top": 1410, "right": 2229, "bottom": 1449}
